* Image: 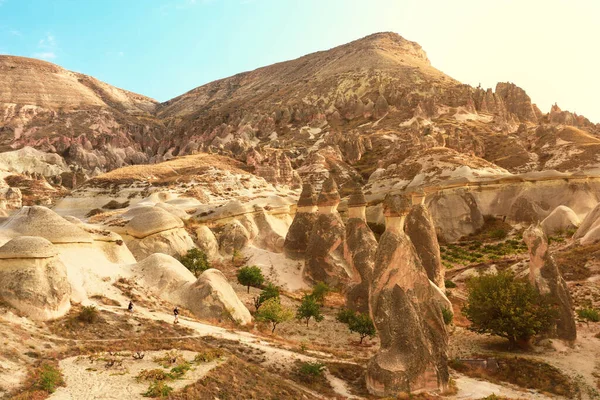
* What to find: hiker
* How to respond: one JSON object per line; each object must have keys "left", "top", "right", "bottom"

{"left": 128, "top": 300, "right": 134, "bottom": 313}
{"left": 173, "top": 306, "right": 179, "bottom": 324}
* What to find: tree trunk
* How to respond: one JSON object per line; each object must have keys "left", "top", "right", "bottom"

{"left": 247, "top": 286, "right": 250, "bottom": 293}
{"left": 271, "top": 322, "right": 277, "bottom": 334}
{"left": 306, "top": 318, "right": 310, "bottom": 327}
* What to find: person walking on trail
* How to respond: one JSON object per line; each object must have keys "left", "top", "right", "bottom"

{"left": 128, "top": 300, "right": 134, "bottom": 313}
{"left": 173, "top": 306, "right": 179, "bottom": 324}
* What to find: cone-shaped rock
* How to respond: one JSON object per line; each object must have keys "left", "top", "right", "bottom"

{"left": 367, "top": 193, "right": 449, "bottom": 396}
{"left": 405, "top": 194, "right": 445, "bottom": 290}
{"left": 344, "top": 184, "right": 376, "bottom": 313}
{"left": 304, "top": 177, "right": 352, "bottom": 287}
{"left": 523, "top": 224, "right": 576, "bottom": 341}
{"left": 284, "top": 183, "right": 318, "bottom": 258}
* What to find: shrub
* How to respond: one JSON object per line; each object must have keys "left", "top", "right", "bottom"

{"left": 255, "top": 298, "right": 294, "bottom": 333}
{"left": 296, "top": 295, "right": 324, "bottom": 326}
{"left": 442, "top": 307, "right": 454, "bottom": 325}
{"left": 463, "top": 271, "right": 557, "bottom": 347}
{"left": 253, "top": 282, "right": 280, "bottom": 311}
{"left": 37, "top": 363, "right": 64, "bottom": 393}
{"left": 311, "top": 281, "right": 330, "bottom": 305}
{"left": 298, "top": 361, "right": 325, "bottom": 382}
{"left": 577, "top": 307, "right": 600, "bottom": 323}
{"left": 78, "top": 305, "right": 99, "bottom": 324}
{"left": 194, "top": 348, "right": 225, "bottom": 363}
{"left": 237, "top": 266, "right": 265, "bottom": 293}
{"left": 169, "top": 361, "right": 191, "bottom": 379}
{"left": 337, "top": 308, "right": 376, "bottom": 343}
{"left": 143, "top": 380, "right": 174, "bottom": 397}
{"left": 136, "top": 369, "right": 171, "bottom": 382}
{"left": 445, "top": 279, "right": 457, "bottom": 289}
{"left": 490, "top": 229, "right": 508, "bottom": 240}
{"left": 179, "top": 248, "right": 211, "bottom": 277}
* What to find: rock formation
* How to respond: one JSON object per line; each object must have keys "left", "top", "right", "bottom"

{"left": 405, "top": 189, "right": 445, "bottom": 290}
{"left": 574, "top": 202, "right": 600, "bottom": 243}
{"left": 523, "top": 225, "right": 576, "bottom": 341}
{"left": 304, "top": 177, "right": 352, "bottom": 288}
{"left": 284, "top": 184, "right": 318, "bottom": 258}
{"left": 131, "top": 254, "right": 251, "bottom": 325}
{"left": 0, "top": 236, "right": 71, "bottom": 320}
{"left": 195, "top": 225, "right": 220, "bottom": 260}
{"left": 344, "top": 185, "right": 377, "bottom": 314}
{"left": 367, "top": 194, "right": 448, "bottom": 396}
{"left": 540, "top": 205, "right": 580, "bottom": 236}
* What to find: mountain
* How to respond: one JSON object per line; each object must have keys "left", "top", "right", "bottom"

{"left": 1, "top": 32, "right": 600, "bottom": 195}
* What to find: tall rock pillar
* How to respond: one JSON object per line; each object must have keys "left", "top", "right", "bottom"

{"left": 367, "top": 194, "right": 449, "bottom": 396}
{"left": 284, "top": 184, "right": 318, "bottom": 259}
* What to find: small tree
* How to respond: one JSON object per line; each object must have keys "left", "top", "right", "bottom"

{"left": 179, "top": 248, "right": 211, "bottom": 277}
{"left": 255, "top": 298, "right": 294, "bottom": 334}
{"left": 336, "top": 308, "right": 376, "bottom": 344}
{"left": 311, "top": 281, "right": 330, "bottom": 305}
{"left": 254, "top": 282, "right": 280, "bottom": 311}
{"left": 237, "top": 266, "right": 265, "bottom": 293}
{"left": 463, "top": 270, "right": 557, "bottom": 348}
{"left": 296, "top": 295, "right": 324, "bottom": 327}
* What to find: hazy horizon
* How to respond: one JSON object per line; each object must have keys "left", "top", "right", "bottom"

{"left": 1, "top": 0, "right": 599, "bottom": 122}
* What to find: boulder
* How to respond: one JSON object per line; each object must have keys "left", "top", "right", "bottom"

{"left": 540, "top": 205, "right": 580, "bottom": 236}
{"left": 125, "top": 229, "right": 195, "bottom": 260}
{"left": 284, "top": 183, "right": 318, "bottom": 258}
{"left": 509, "top": 196, "right": 548, "bottom": 224}
{"left": 344, "top": 185, "right": 377, "bottom": 314}
{"left": 304, "top": 177, "right": 352, "bottom": 288}
{"left": 2, "top": 206, "right": 93, "bottom": 244}
{"left": 125, "top": 208, "right": 184, "bottom": 239}
{"left": 0, "top": 236, "right": 71, "bottom": 320}
{"left": 217, "top": 220, "right": 250, "bottom": 255}
{"left": 523, "top": 225, "right": 576, "bottom": 341}
{"left": 195, "top": 225, "right": 220, "bottom": 259}
{"left": 181, "top": 269, "right": 252, "bottom": 325}
{"left": 574, "top": 202, "right": 600, "bottom": 240}
{"left": 367, "top": 194, "right": 448, "bottom": 396}
{"left": 405, "top": 203, "right": 445, "bottom": 290}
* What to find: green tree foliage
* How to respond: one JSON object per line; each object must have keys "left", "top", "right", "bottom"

{"left": 442, "top": 307, "right": 454, "bottom": 325}
{"left": 255, "top": 298, "right": 294, "bottom": 333}
{"left": 297, "top": 361, "right": 326, "bottom": 382}
{"left": 78, "top": 305, "right": 99, "bottom": 323}
{"left": 577, "top": 307, "right": 600, "bottom": 323}
{"left": 253, "top": 282, "right": 280, "bottom": 311}
{"left": 296, "top": 295, "right": 324, "bottom": 326}
{"left": 237, "top": 266, "right": 265, "bottom": 293}
{"left": 311, "top": 281, "right": 330, "bottom": 305}
{"left": 336, "top": 308, "right": 377, "bottom": 344}
{"left": 463, "top": 270, "right": 557, "bottom": 347}
{"left": 179, "top": 248, "right": 211, "bottom": 277}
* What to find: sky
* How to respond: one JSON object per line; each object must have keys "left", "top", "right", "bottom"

{"left": 1, "top": 0, "right": 599, "bottom": 122}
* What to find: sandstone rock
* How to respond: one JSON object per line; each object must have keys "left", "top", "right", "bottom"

{"left": 523, "top": 225, "right": 576, "bottom": 341}
{"left": 367, "top": 194, "right": 448, "bottom": 396}
{"left": 182, "top": 269, "right": 252, "bottom": 325}
{"left": 125, "top": 229, "right": 195, "bottom": 260}
{"left": 574, "top": 202, "right": 600, "bottom": 240}
{"left": 284, "top": 184, "right": 318, "bottom": 258}
{"left": 0, "top": 236, "right": 71, "bottom": 320}
{"left": 217, "top": 220, "right": 250, "bottom": 255}
{"left": 2, "top": 206, "right": 93, "bottom": 244}
{"left": 304, "top": 178, "right": 352, "bottom": 288}
{"left": 195, "top": 225, "right": 220, "bottom": 259}
{"left": 540, "top": 205, "right": 580, "bottom": 236}
{"left": 125, "top": 208, "right": 184, "bottom": 239}
{"left": 405, "top": 202, "right": 445, "bottom": 290}
{"left": 428, "top": 190, "right": 484, "bottom": 242}
{"left": 344, "top": 185, "right": 377, "bottom": 313}
{"left": 509, "top": 196, "right": 548, "bottom": 224}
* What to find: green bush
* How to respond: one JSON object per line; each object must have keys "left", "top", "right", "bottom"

{"left": 143, "top": 380, "right": 174, "bottom": 397}
{"left": 179, "top": 248, "right": 211, "bottom": 277}
{"left": 169, "top": 361, "right": 191, "bottom": 379}
{"left": 577, "top": 307, "right": 600, "bottom": 323}
{"left": 255, "top": 298, "right": 294, "bottom": 333}
{"left": 37, "top": 363, "right": 64, "bottom": 393}
{"left": 298, "top": 361, "right": 325, "bottom": 382}
{"left": 254, "top": 282, "right": 280, "bottom": 311}
{"left": 237, "top": 266, "right": 265, "bottom": 293}
{"left": 194, "top": 348, "right": 225, "bottom": 363}
{"left": 442, "top": 307, "right": 454, "bottom": 325}
{"left": 463, "top": 270, "right": 557, "bottom": 347}
{"left": 78, "top": 305, "right": 99, "bottom": 324}
{"left": 311, "top": 282, "right": 330, "bottom": 305}
{"left": 490, "top": 229, "right": 508, "bottom": 240}
{"left": 444, "top": 279, "right": 457, "bottom": 288}
{"left": 296, "top": 295, "right": 324, "bottom": 326}
{"left": 336, "top": 308, "right": 376, "bottom": 343}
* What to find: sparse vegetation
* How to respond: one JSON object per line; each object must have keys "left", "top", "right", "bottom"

{"left": 179, "top": 248, "right": 211, "bottom": 277}
{"left": 442, "top": 307, "right": 454, "bottom": 325}
{"left": 310, "top": 281, "right": 330, "bottom": 305}
{"left": 253, "top": 282, "right": 280, "bottom": 311}
{"left": 463, "top": 271, "right": 557, "bottom": 347}
{"left": 336, "top": 308, "right": 376, "bottom": 344}
{"left": 577, "top": 307, "right": 600, "bottom": 323}
{"left": 296, "top": 294, "right": 324, "bottom": 326}
{"left": 37, "top": 363, "right": 64, "bottom": 393}
{"left": 255, "top": 298, "right": 294, "bottom": 333}
{"left": 445, "top": 279, "right": 457, "bottom": 288}
{"left": 78, "top": 305, "right": 100, "bottom": 324}
{"left": 237, "top": 265, "right": 265, "bottom": 293}
{"left": 297, "top": 361, "right": 326, "bottom": 382}
{"left": 143, "top": 380, "right": 173, "bottom": 397}
{"left": 193, "top": 348, "right": 225, "bottom": 363}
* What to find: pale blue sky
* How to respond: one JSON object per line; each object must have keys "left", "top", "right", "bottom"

{"left": 1, "top": 0, "right": 599, "bottom": 121}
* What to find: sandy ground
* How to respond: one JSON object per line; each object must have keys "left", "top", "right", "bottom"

{"left": 50, "top": 351, "right": 219, "bottom": 400}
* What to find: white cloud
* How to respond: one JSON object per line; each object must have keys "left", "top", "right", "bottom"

{"left": 33, "top": 52, "right": 56, "bottom": 60}
{"left": 39, "top": 33, "right": 56, "bottom": 49}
